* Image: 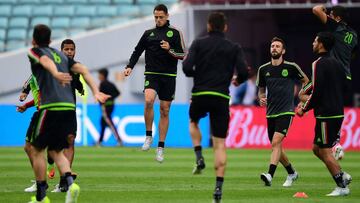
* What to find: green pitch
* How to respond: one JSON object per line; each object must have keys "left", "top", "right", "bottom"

{"left": 0, "top": 147, "right": 359, "bottom": 203}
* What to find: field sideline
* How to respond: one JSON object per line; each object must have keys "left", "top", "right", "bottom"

{"left": 0, "top": 147, "right": 359, "bottom": 203}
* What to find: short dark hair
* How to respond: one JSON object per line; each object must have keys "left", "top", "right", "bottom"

{"left": 208, "top": 12, "right": 227, "bottom": 32}
{"left": 98, "top": 68, "right": 108, "bottom": 79}
{"left": 33, "top": 24, "right": 51, "bottom": 47}
{"left": 331, "top": 5, "right": 348, "bottom": 22}
{"left": 317, "top": 32, "right": 335, "bottom": 51}
{"left": 271, "top": 37, "right": 286, "bottom": 49}
{"left": 154, "top": 4, "right": 168, "bottom": 14}
{"left": 61, "top": 39, "right": 76, "bottom": 50}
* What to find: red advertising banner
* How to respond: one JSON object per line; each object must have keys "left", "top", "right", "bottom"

{"left": 226, "top": 106, "right": 360, "bottom": 150}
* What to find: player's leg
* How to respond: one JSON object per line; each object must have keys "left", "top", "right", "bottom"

{"left": 142, "top": 88, "right": 156, "bottom": 151}
{"left": 260, "top": 118, "right": 275, "bottom": 186}
{"left": 212, "top": 137, "right": 226, "bottom": 203}
{"left": 106, "top": 105, "right": 122, "bottom": 145}
{"left": 155, "top": 100, "right": 171, "bottom": 162}
{"left": 30, "top": 147, "right": 50, "bottom": 202}
{"left": 280, "top": 149, "right": 298, "bottom": 187}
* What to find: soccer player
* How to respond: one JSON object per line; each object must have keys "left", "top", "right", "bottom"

{"left": 97, "top": 68, "right": 122, "bottom": 146}
{"left": 27, "top": 24, "right": 109, "bottom": 203}
{"left": 124, "top": 4, "right": 185, "bottom": 162}
{"left": 257, "top": 37, "right": 309, "bottom": 187}
{"left": 312, "top": 4, "right": 358, "bottom": 157}
{"left": 183, "top": 12, "right": 248, "bottom": 202}
{"left": 297, "top": 32, "right": 352, "bottom": 196}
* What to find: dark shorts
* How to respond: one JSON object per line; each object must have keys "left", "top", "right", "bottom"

{"left": 144, "top": 74, "right": 176, "bottom": 101}
{"left": 314, "top": 118, "right": 343, "bottom": 148}
{"left": 30, "top": 110, "right": 77, "bottom": 151}
{"left": 189, "top": 96, "right": 229, "bottom": 138}
{"left": 25, "top": 111, "right": 39, "bottom": 142}
{"left": 267, "top": 115, "right": 293, "bottom": 142}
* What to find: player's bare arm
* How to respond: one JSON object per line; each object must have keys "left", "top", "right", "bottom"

{"left": 258, "top": 87, "right": 267, "bottom": 107}
{"left": 313, "top": 4, "right": 328, "bottom": 24}
{"left": 39, "top": 55, "right": 72, "bottom": 86}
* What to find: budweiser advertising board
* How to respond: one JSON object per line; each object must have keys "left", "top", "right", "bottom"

{"left": 226, "top": 106, "right": 360, "bottom": 151}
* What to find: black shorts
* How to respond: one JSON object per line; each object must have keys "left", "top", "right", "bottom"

{"left": 30, "top": 110, "right": 77, "bottom": 151}
{"left": 267, "top": 115, "right": 293, "bottom": 142}
{"left": 25, "top": 111, "right": 39, "bottom": 142}
{"left": 144, "top": 74, "right": 176, "bottom": 101}
{"left": 314, "top": 118, "right": 343, "bottom": 148}
{"left": 189, "top": 96, "right": 229, "bottom": 138}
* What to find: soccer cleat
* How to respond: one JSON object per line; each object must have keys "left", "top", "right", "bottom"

{"left": 260, "top": 173, "right": 272, "bottom": 186}
{"left": 192, "top": 157, "right": 206, "bottom": 175}
{"left": 24, "top": 180, "right": 37, "bottom": 192}
{"left": 47, "top": 164, "right": 55, "bottom": 179}
{"left": 28, "top": 196, "right": 50, "bottom": 203}
{"left": 213, "top": 187, "right": 222, "bottom": 203}
{"left": 51, "top": 184, "right": 61, "bottom": 193}
{"left": 326, "top": 187, "right": 350, "bottom": 196}
{"left": 71, "top": 172, "right": 78, "bottom": 181}
{"left": 155, "top": 147, "right": 164, "bottom": 163}
{"left": 283, "top": 171, "right": 298, "bottom": 187}
{"left": 65, "top": 183, "right": 80, "bottom": 203}
{"left": 141, "top": 136, "right": 153, "bottom": 151}
{"left": 343, "top": 172, "right": 352, "bottom": 186}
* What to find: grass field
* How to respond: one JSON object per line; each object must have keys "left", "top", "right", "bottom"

{"left": 0, "top": 147, "right": 359, "bottom": 203}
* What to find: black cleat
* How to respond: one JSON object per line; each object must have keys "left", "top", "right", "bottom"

{"left": 192, "top": 157, "right": 206, "bottom": 175}
{"left": 213, "top": 187, "right": 222, "bottom": 203}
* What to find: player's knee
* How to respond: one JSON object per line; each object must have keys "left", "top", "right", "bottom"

{"left": 160, "top": 106, "right": 169, "bottom": 117}
{"left": 145, "top": 100, "right": 154, "bottom": 109}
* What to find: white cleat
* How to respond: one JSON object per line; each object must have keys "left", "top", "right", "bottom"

{"left": 141, "top": 136, "right": 153, "bottom": 151}
{"left": 326, "top": 187, "right": 350, "bottom": 196}
{"left": 24, "top": 180, "right": 37, "bottom": 192}
{"left": 283, "top": 172, "right": 299, "bottom": 187}
{"left": 65, "top": 183, "right": 80, "bottom": 203}
{"left": 343, "top": 172, "right": 352, "bottom": 186}
{"left": 260, "top": 173, "right": 272, "bottom": 186}
{"left": 155, "top": 147, "right": 164, "bottom": 163}
{"left": 51, "top": 184, "right": 61, "bottom": 193}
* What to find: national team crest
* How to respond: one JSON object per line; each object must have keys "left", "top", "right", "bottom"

{"left": 282, "top": 69, "right": 288, "bottom": 77}
{"left": 166, "top": 30, "right": 173, "bottom": 38}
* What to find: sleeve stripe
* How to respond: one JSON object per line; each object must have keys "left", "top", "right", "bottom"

{"left": 285, "top": 61, "right": 307, "bottom": 78}
{"left": 28, "top": 49, "right": 40, "bottom": 63}
{"left": 256, "top": 62, "right": 270, "bottom": 86}
{"left": 302, "top": 58, "right": 320, "bottom": 110}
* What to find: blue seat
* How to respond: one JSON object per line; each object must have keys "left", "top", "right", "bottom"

{"left": 117, "top": 5, "right": 140, "bottom": 16}
{"left": 6, "top": 40, "right": 27, "bottom": 51}
{"left": 65, "top": 0, "right": 88, "bottom": 3}
{"left": 91, "top": 17, "right": 108, "bottom": 27}
{"left": 70, "top": 17, "right": 90, "bottom": 28}
{"left": 69, "top": 29, "right": 86, "bottom": 36}
{"left": 18, "top": 0, "right": 41, "bottom": 4}
{"left": 54, "top": 6, "right": 75, "bottom": 17}
{"left": 31, "top": 17, "right": 51, "bottom": 27}
{"left": 7, "top": 29, "right": 27, "bottom": 40}
{"left": 0, "top": 29, "right": 6, "bottom": 40}
{"left": 75, "top": 6, "right": 97, "bottom": 17}
{"left": 113, "top": 0, "right": 133, "bottom": 4}
{"left": 51, "top": 17, "right": 70, "bottom": 28}
{"left": 137, "top": 0, "right": 158, "bottom": 4}
{"left": 0, "top": 18, "right": 8, "bottom": 28}
{"left": 33, "top": 6, "right": 53, "bottom": 16}
{"left": 139, "top": 5, "right": 154, "bottom": 16}
{"left": 0, "top": 0, "right": 18, "bottom": 4}
{"left": 9, "top": 17, "right": 29, "bottom": 28}
{"left": 43, "top": 0, "right": 64, "bottom": 3}
{"left": 159, "top": 0, "right": 178, "bottom": 3}
{"left": 51, "top": 29, "right": 67, "bottom": 39}
{"left": 97, "top": 6, "right": 118, "bottom": 17}
{"left": 88, "top": 0, "right": 111, "bottom": 4}
{"left": 12, "top": 6, "right": 32, "bottom": 17}
{"left": 0, "top": 6, "right": 12, "bottom": 17}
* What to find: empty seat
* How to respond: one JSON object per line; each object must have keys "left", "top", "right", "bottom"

{"left": 18, "top": 0, "right": 41, "bottom": 3}
{"left": 12, "top": 6, "right": 32, "bottom": 17}
{"left": 51, "top": 29, "right": 67, "bottom": 39}
{"left": 33, "top": 6, "right": 53, "bottom": 16}
{"left": 54, "top": 6, "right": 75, "bottom": 17}
{"left": 137, "top": 0, "right": 158, "bottom": 4}
{"left": 69, "top": 29, "right": 86, "bottom": 36}
{"left": 51, "top": 17, "right": 70, "bottom": 28}
{"left": 113, "top": 0, "right": 133, "bottom": 4}
{"left": 43, "top": 0, "right": 65, "bottom": 3}
{"left": 117, "top": 5, "right": 140, "bottom": 16}
{"left": 65, "top": 0, "right": 88, "bottom": 3}
{"left": 71, "top": 17, "right": 90, "bottom": 28}
{"left": 158, "top": 0, "right": 178, "bottom": 4}
{"left": 6, "top": 40, "right": 27, "bottom": 51}
{"left": 0, "top": 18, "right": 8, "bottom": 28}
{"left": 0, "top": 29, "right": 6, "bottom": 40}
{"left": 9, "top": 17, "right": 29, "bottom": 28}
{"left": 7, "top": 29, "right": 27, "bottom": 40}
{"left": 91, "top": 17, "right": 108, "bottom": 27}
{"left": 75, "top": 6, "right": 97, "bottom": 17}
{"left": 139, "top": 5, "right": 155, "bottom": 16}
{"left": 0, "top": 0, "right": 18, "bottom": 4}
{"left": 31, "top": 17, "right": 51, "bottom": 27}
{"left": 0, "top": 6, "right": 12, "bottom": 17}
{"left": 97, "top": 6, "right": 118, "bottom": 17}
{"left": 88, "top": 0, "right": 111, "bottom": 3}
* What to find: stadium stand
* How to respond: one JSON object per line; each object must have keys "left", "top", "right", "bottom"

{"left": 0, "top": 0, "right": 179, "bottom": 52}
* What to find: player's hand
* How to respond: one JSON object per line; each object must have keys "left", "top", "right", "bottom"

{"left": 95, "top": 92, "right": 111, "bottom": 104}
{"left": 54, "top": 72, "right": 72, "bottom": 86}
{"left": 19, "top": 92, "right": 28, "bottom": 102}
{"left": 124, "top": 67, "right": 132, "bottom": 77}
{"left": 259, "top": 97, "right": 267, "bottom": 107}
{"left": 16, "top": 105, "right": 27, "bottom": 113}
{"left": 160, "top": 40, "right": 170, "bottom": 50}
{"left": 232, "top": 75, "right": 240, "bottom": 86}
{"left": 296, "top": 107, "right": 304, "bottom": 117}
